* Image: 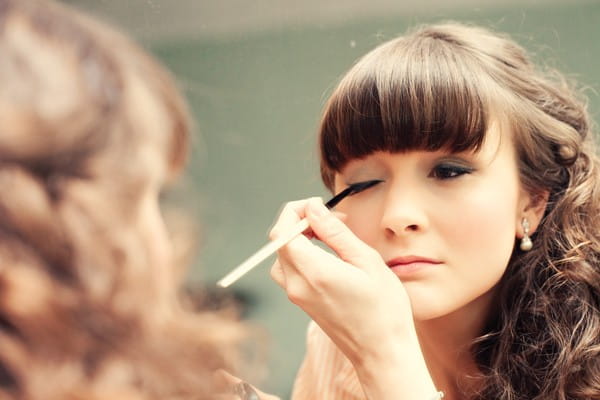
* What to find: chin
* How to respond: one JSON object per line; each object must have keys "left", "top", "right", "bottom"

{"left": 411, "top": 306, "right": 452, "bottom": 322}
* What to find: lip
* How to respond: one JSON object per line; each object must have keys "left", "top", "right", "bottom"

{"left": 386, "top": 256, "right": 442, "bottom": 277}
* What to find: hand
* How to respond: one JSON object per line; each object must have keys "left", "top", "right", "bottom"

{"left": 269, "top": 198, "right": 440, "bottom": 399}
{"left": 213, "top": 370, "right": 281, "bottom": 400}
{"left": 269, "top": 197, "right": 416, "bottom": 364}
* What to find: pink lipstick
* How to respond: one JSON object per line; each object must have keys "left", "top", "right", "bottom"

{"left": 386, "top": 256, "right": 442, "bottom": 278}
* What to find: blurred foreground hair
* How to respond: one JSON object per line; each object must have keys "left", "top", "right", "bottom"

{"left": 0, "top": 0, "right": 248, "bottom": 398}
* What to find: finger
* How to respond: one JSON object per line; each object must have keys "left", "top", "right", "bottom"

{"left": 331, "top": 210, "right": 348, "bottom": 223}
{"left": 305, "top": 197, "right": 380, "bottom": 268}
{"left": 233, "top": 382, "right": 260, "bottom": 400}
{"left": 213, "top": 369, "right": 240, "bottom": 389}
{"left": 269, "top": 259, "right": 286, "bottom": 288}
{"left": 268, "top": 200, "right": 308, "bottom": 240}
{"left": 272, "top": 227, "right": 314, "bottom": 270}
{"left": 269, "top": 198, "right": 321, "bottom": 241}
{"left": 213, "top": 370, "right": 280, "bottom": 400}
{"left": 273, "top": 231, "right": 353, "bottom": 290}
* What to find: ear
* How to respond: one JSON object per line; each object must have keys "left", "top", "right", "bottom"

{"left": 516, "top": 189, "right": 549, "bottom": 238}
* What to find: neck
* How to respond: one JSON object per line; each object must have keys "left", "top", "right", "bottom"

{"left": 414, "top": 289, "right": 497, "bottom": 399}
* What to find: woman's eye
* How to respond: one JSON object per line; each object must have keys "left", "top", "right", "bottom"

{"left": 429, "top": 164, "right": 474, "bottom": 180}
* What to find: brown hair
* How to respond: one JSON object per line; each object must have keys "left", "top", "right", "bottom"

{"left": 0, "top": 0, "right": 245, "bottom": 398}
{"left": 319, "top": 23, "right": 600, "bottom": 399}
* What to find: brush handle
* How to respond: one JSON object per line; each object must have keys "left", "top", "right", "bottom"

{"left": 216, "top": 218, "right": 310, "bottom": 288}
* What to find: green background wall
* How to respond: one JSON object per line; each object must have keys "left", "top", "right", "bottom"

{"left": 66, "top": 1, "right": 600, "bottom": 397}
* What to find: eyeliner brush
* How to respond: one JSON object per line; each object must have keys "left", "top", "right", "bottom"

{"left": 216, "top": 179, "right": 382, "bottom": 288}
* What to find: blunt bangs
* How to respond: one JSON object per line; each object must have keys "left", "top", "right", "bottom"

{"left": 319, "top": 31, "right": 494, "bottom": 188}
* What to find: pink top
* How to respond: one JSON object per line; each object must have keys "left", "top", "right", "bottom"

{"left": 291, "top": 321, "right": 365, "bottom": 400}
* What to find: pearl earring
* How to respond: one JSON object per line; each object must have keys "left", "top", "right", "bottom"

{"left": 520, "top": 218, "right": 533, "bottom": 251}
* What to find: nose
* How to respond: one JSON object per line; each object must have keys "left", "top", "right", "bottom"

{"left": 380, "top": 183, "right": 428, "bottom": 237}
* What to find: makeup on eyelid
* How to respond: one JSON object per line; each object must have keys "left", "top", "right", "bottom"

{"left": 340, "top": 152, "right": 481, "bottom": 184}
{"left": 430, "top": 163, "right": 476, "bottom": 180}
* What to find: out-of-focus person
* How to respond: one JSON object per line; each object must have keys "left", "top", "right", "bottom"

{"left": 0, "top": 0, "right": 254, "bottom": 398}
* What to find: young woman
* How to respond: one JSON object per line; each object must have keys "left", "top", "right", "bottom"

{"left": 269, "top": 23, "right": 600, "bottom": 399}
{"left": 0, "top": 0, "right": 252, "bottom": 398}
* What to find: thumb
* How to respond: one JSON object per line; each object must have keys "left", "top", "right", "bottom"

{"left": 305, "top": 197, "right": 379, "bottom": 267}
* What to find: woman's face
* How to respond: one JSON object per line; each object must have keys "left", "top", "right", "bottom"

{"left": 134, "top": 169, "right": 177, "bottom": 319}
{"left": 131, "top": 121, "right": 177, "bottom": 318}
{"left": 333, "top": 123, "right": 531, "bottom": 321}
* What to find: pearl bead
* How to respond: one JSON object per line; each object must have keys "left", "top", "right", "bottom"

{"left": 520, "top": 236, "right": 533, "bottom": 251}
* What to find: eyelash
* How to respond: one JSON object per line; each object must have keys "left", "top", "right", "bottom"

{"left": 429, "top": 163, "right": 474, "bottom": 180}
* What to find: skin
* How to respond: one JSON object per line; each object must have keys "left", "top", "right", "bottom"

{"left": 137, "top": 181, "right": 175, "bottom": 317}
{"left": 333, "top": 124, "right": 521, "bottom": 323}
{"left": 269, "top": 121, "right": 547, "bottom": 399}
{"left": 125, "top": 77, "right": 183, "bottom": 322}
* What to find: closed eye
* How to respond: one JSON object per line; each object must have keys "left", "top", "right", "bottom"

{"left": 429, "top": 164, "right": 474, "bottom": 180}
{"left": 347, "top": 179, "right": 384, "bottom": 195}
{"left": 327, "top": 179, "right": 383, "bottom": 209}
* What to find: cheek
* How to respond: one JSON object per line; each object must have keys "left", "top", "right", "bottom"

{"left": 441, "top": 183, "right": 519, "bottom": 275}
{"left": 336, "top": 198, "right": 382, "bottom": 245}
{"left": 137, "top": 195, "right": 173, "bottom": 281}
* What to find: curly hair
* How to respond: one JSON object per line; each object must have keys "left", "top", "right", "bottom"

{"left": 0, "top": 0, "right": 247, "bottom": 398}
{"left": 317, "top": 23, "right": 600, "bottom": 399}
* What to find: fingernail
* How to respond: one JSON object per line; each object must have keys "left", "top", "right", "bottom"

{"left": 233, "top": 382, "right": 260, "bottom": 400}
